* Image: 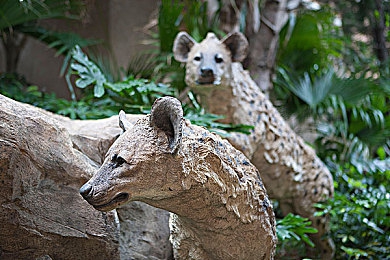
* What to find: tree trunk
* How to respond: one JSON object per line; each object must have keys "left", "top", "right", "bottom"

{"left": 213, "top": 0, "right": 290, "bottom": 96}
{"left": 2, "top": 32, "right": 27, "bottom": 73}
{"left": 245, "top": 0, "right": 289, "bottom": 96}
{"left": 372, "top": 0, "right": 388, "bottom": 63}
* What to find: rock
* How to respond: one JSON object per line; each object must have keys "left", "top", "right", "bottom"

{"left": 117, "top": 202, "right": 173, "bottom": 260}
{"left": 0, "top": 94, "right": 172, "bottom": 259}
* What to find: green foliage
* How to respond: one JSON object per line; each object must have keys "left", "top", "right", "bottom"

{"left": 70, "top": 46, "right": 109, "bottom": 98}
{"left": 0, "top": 47, "right": 175, "bottom": 120}
{"left": 158, "top": 0, "right": 183, "bottom": 53}
{"left": 278, "top": 7, "right": 343, "bottom": 75}
{"left": 68, "top": 46, "right": 175, "bottom": 117}
{"left": 180, "top": 0, "right": 220, "bottom": 42}
{"left": 275, "top": 212, "right": 320, "bottom": 258}
{"left": 1, "top": 41, "right": 255, "bottom": 130}
{"left": 0, "top": 73, "right": 93, "bottom": 119}
{"left": 0, "top": 73, "right": 48, "bottom": 106}
{"left": 275, "top": 67, "right": 389, "bottom": 163}
{"left": 275, "top": 3, "right": 390, "bottom": 259}
{"left": 277, "top": 213, "right": 318, "bottom": 247}
{"left": 1, "top": 0, "right": 98, "bottom": 76}
{"left": 158, "top": 0, "right": 221, "bottom": 48}
{"left": 333, "top": 0, "right": 390, "bottom": 47}
{"left": 0, "top": 0, "right": 84, "bottom": 31}
{"left": 316, "top": 160, "right": 390, "bottom": 259}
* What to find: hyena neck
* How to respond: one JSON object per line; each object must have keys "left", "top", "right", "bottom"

{"left": 194, "top": 85, "right": 237, "bottom": 124}
{"left": 191, "top": 63, "right": 257, "bottom": 125}
{"left": 146, "top": 183, "right": 233, "bottom": 227}
{"left": 141, "top": 124, "right": 264, "bottom": 229}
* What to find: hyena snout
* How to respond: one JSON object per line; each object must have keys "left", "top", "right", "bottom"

{"left": 200, "top": 67, "right": 214, "bottom": 77}
{"left": 198, "top": 66, "right": 215, "bottom": 84}
{"left": 79, "top": 182, "right": 94, "bottom": 200}
{"left": 80, "top": 181, "right": 130, "bottom": 211}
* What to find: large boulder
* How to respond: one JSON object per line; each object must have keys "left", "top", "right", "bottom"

{"left": 0, "top": 94, "right": 172, "bottom": 259}
{"left": 117, "top": 202, "right": 173, "bottom": 260}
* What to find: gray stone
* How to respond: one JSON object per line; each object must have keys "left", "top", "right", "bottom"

{"left": 0, "top": 94, "right": 172, "bottom": 259}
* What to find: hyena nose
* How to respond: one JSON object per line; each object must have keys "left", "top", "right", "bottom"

{"left": 79, "top": 183, "right": 93, "bottom": 199}
{"left": 200, "top": 67, "right": 214, "bottom": 77}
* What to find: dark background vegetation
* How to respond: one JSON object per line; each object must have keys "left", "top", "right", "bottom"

{"left": 1, "top": 0, "right": 389, "bottom": 259}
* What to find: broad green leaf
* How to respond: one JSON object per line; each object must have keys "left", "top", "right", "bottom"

{"left": 75, "top": 77, "right": 95, "bottom": 89}
{"left": 70, "top": 63, "right": 88, "bottom": 74}
{"left": 94, "top": 83, "right": 105, "bottom": 98}
{"left": 276, "top": 213, "right": 317, "bottom": 247}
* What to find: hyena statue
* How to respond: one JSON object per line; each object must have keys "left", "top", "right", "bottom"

{"left": 80, "top": 97, "right": 277, "bottom": 259}
{"left": 173, "top": 31, "right": 334, "bottom": 258}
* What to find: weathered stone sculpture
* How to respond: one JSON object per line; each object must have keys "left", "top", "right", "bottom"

{"left": 173, "top": 31, "right": 335, "bottom": 258}
{"left": 0, "top": 94, "right": 119, "bottom": 259}
{"left": 80, "top": 96, "right": 277, "bottom": 259}
{"left": 0, "top": 94, "right": 171, "bottom": 259}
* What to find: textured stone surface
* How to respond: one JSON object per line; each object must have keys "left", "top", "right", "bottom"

{"left": 0, "top": 95, "right": 119, "bottom": 259}
{"left": 0, "top": 94, "right": 172, "bottom": 259}
{"left": 117, "top": 202, "right": 173, "bottom": 260}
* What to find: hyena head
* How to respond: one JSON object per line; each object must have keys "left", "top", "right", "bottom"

{"left": 173, "top": 31, "right": 248, "bottom": 91}
{"left": 79, "top": 97, "right": 184, "bottom": 211}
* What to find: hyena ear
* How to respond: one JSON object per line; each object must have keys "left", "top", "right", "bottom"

{"left": 150, "top": 97, "right": 184, "bottom": 154}
{"left": 119, "top": 110, "right": 132, "bottom": 133}
{"left": 221, "top": 32, "right": 249, "bottom": 62}
{"left": 173, "top": 31, "right": 197, "bottom": 63}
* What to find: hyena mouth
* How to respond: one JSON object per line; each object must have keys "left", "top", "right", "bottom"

{"left": 196, "top": 75, "right": 215, "bottom": 85}
{"left": 94, "top": 193, "right": 129, "bottom": 211}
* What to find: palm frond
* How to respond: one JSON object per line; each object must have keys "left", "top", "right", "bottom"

{"left": 19, "top": 25, "right": 101, "bottom": 57}
{"left": 330, "top": 76, "right": 376, "bottom": 104}
{"left": 127, "top": 52, "right": 160, "bottom": 80}
{"left": 276, "top": 67, "right": 334, "bottom": 109}
{"left": 0, "top": 0, "right": 84, "bottom": 31}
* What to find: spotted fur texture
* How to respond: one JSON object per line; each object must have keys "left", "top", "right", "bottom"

{"left": 80, "top": 97, "right": 277, "bottom": 259}
{"left": 174, "top": 32, "right": 335, "bottom": 258}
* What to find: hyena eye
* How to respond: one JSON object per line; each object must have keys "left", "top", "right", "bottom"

{"left": 116, "top": 156, "right": 126, "bottom": 166}
{"left": 111, "top": 154, "right": 126, "bottom": 166}
{"left": 194, "top": 55, "right": 201, "bottom": 62}
{"left": 215, "top": 54, "right": 223, "bottom": 63}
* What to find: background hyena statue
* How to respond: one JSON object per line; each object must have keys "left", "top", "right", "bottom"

{"left": 80, "top": 97, "right": 277, "bottom": 259}
{"left": 173, "top": 31, "right": 335, "bottom": 258}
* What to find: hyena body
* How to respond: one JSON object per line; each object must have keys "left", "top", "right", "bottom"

{"left": 173, "top": 32, "right": 335, "bottom": 258}
{"left": 80, "top": 97, "right": 277, "bottom": 260}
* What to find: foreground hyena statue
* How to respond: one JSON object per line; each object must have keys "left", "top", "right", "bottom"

{"left": 173, "top": 32, "right": 335, "bottom": 258}
{"left": 80, "top": 97, "right": 277, "bottom": 259}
